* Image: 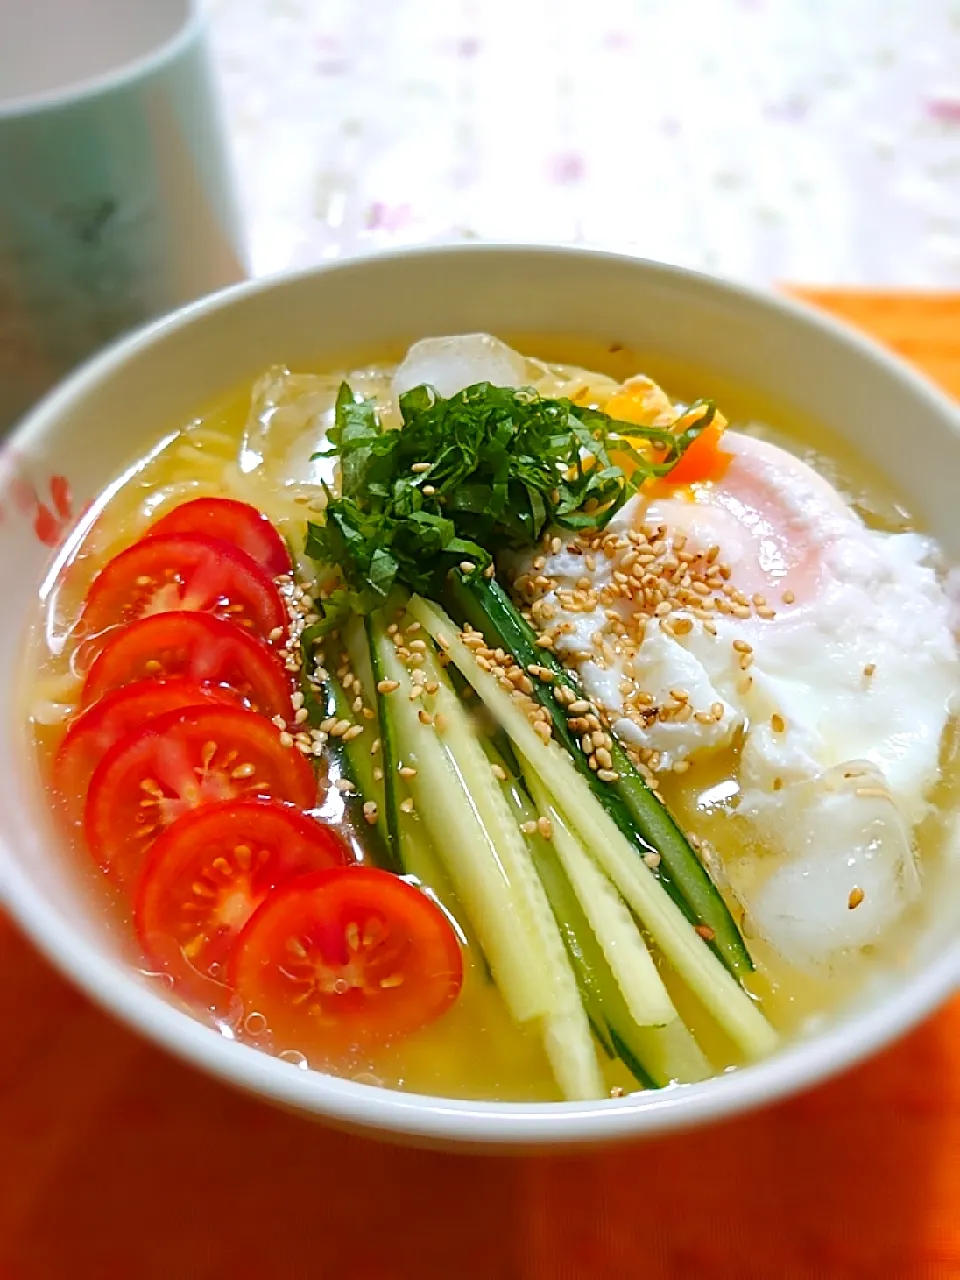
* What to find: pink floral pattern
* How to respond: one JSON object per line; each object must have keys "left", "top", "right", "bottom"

{"left": 207, "top": 0, "right": 960, "bottom": 286}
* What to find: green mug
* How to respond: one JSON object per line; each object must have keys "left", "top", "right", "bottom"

{"left": 0, "top": 0, "right": 247, "bottom": 430}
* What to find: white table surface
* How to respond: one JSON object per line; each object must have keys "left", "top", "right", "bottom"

{"left": 208, "top": 0, "right": 960, "bottom": 288}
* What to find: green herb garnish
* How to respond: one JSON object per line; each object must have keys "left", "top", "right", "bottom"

{"left": 306, "top": 380, "right": 712, "bottom": 610}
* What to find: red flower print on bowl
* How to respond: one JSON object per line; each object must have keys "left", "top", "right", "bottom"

{"left": 0, "top": 450, "right": 77, "bottom": 547}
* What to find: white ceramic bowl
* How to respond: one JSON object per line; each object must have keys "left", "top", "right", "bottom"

{"left": 2, "top": 246, "right": 958, "bottom": 1150}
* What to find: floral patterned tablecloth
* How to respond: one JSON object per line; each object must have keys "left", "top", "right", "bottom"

{"left": 208, "top": 0, "right": 960, "bottom": 287}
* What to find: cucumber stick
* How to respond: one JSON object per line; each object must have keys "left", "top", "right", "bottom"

{"left": 341, "top": 618, "right": 481, "bottom": 956}
{"left": 493, "top": 758, "right": 710, "bottom": 1087}
{"left": 367, "top": 628, "right": 548, "bottom": 1016}
{"left": 444, "top": 572, "right": 753, "bottom": 978}
{"left": 366, "top": 614, "right": 405, "bottom": 875}
{"left": 425, "top": 678, "right": 603, "bottom": 1100}
{"left": 520, "top": 801, "right": 710, "bottom": 1088}
{"left": 371, "top": 620, "right": 603, "bottom": 1099}
{"left": 408, "top": 596, "right": 778, "bottom": 1061}
{"left": 520, "top": 769, "right": 674, "bottom": 1030}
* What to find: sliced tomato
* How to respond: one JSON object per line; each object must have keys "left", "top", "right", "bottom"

{"left": 80, "top": 533, "right": 286, "bottom": 643}
{"left": 230, "top": 867, "right": 463, "bottom": 1052}
{"left": 135, "top": 799, "right": 348, "bottom": 996}
{"left": 81, "top": 612, "right": 293, "bottom": 720}
{"left": 85, "top": 705, "right": 318, "bottom": 885}
{"left": 54, "top": 678, "right": 237, "bottom": 821}
{"left": 149, "top": 498, "right": 291, "bottom": 577}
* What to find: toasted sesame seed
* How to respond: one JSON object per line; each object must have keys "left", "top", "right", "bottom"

{"left": 695, "top": 925, "right": 716, "bottom": 941}
{"left": 370, "top": 738, "right": 380, "bottom": 755}
{"left": 771, "top": 713, "right": 786, "bottom": 733}
{"left": 459, "top": 561, "right": 476, "bottom": 575}
{"left": 399, "top": 765, "right": 417, "bottom": 779}
{"left": 597, "top": 768, "right": 620, "bottom": 783}
{"left": 411, "top": 462, "right": 431, "bottom": 473}
{"left": 335, "top": 778, "right": 354, "bottom": 793}
{"left": 537, "top": 816, "right": 553, "bottom": 839}
{"left": 419, "top": 709, "right": 434, "bottom": 726}
{"left": 363, "top": 801, "right": 379, "bottom": 824}
{"left": 864, "top": 663, "right": 876, "bottom": 678}
{"left": 782, "top": 589, "right": 796, "bottom": 605}
{"left": 279, "top": 731, "right": 294, "bottom": 748}
{"left": 400, "top": 797, "right": 415, "bottom": 814}
{"left": 408, "top": 685, "right": 424, "bottom": 700}
{"left": 377, "top": 679, "right": 400, "bottom": 694}
{"left": 269, "top": 627, "right": 284, "bottom": 642}
{"left": 342, "top": 724, "right": 364, "bottom": 742}
{"left": 422, "top": 485, "right": 436, "bottom": 496}
{"left": 848, "top": 886, "right": 865, "bottom": 910}
{"left": 643, "top": 851, "right": 661, "bottom": 869}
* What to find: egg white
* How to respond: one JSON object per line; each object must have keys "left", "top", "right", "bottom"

{"left": 516, "top": 431, "right": 960, "bottom": 969}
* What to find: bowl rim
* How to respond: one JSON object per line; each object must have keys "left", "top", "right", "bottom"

{"left": 3, "top": 243, "right": 960, "bottom": 1146}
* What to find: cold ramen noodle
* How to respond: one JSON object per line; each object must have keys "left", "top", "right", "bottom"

{"left": 26, "top": 334, "right": 960, "bottom": 1101}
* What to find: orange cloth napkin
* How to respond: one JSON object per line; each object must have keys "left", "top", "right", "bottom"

{"left": 2, "top": 292, "right": 959, "bottom": 1280}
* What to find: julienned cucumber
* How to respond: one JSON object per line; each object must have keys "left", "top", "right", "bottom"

{"left": 520, "top": 768, "right": 674, "bottom": 1029}
{"left": 443, "top": 571, "right": 753, "bottom": 978}
{"left": 366, "top": 624, "right": 551, "bottom": 1019}
{"left": 366, "top": 613, "right": 405, "bottom": 875}
{"left": 339, "top": 618, "right": 485, "bottom": 959}
{"left": 369, "top": 616, "right": 603, "bottom": 1099}
{"left": 297, "top": 626, "right": 392, "bottom": 867}
{"left": 518, "top": 769, "right": 711, "bottom": 1087}
{"left": 408, "top": 595, "right": 778, "bottom": 1062}
{"left": 491, "top": 746, "right": 711, "bottom": 1087}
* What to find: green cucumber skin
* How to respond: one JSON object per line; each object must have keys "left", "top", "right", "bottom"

{"left": 296, "top": 632, "right": 394, "bottom": 866}
{"left": 444, "top": 572, "right": 753, "bottom": 977}
{"left": 492, "top": 749, "right": 659, "bottom": 1089}
{"left": 365, "top": 613, "right": 407, "bottom": 876}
